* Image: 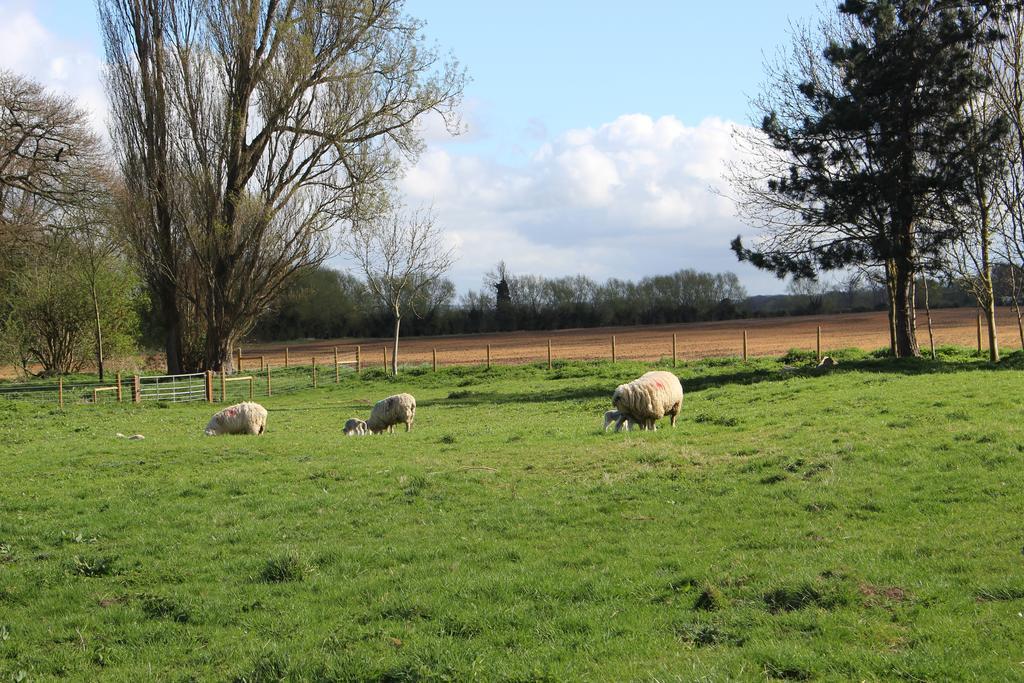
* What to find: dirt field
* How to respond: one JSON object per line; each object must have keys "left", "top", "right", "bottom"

{"left": 237, "top": 307, "right": 1020, "bottom": 369}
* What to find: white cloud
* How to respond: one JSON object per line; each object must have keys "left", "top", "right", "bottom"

{"left": 0, "top": 2, "right": 107, "bottom": 131}
{"left": 398, "top": 113, "right": 781, "bottom": 294}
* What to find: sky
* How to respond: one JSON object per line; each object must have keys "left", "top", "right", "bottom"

{"left": 0, "top": 0, "right": 824, "bottom": 296}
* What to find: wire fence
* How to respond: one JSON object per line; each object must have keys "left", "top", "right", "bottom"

{"left": 0, "top": 355, "right": 362, "bottom": 407}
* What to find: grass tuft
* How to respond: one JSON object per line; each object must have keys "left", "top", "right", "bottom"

{"left": 693, "top": 582, "right": 727, "bottom": 611}
{"left": 258, "top": 553, "right": 304, "bottom": 583}
{"left": 69, "top": 554, "right": 116, "bottom": 577}
{"left": 763, "top": 580, "right": 852, "bottom": 613}
{"left": 138, "top": 593, "right": 191, "bottom": 623}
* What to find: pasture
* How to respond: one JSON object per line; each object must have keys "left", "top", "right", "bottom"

{"left": 1, "top": 351, "right": 1023, "bottom": 680}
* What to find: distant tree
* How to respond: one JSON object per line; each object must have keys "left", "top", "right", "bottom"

{"left": 731, "top": 1, "right": 1010, "bottom": 356}
{"left": 0, "top": 236, "right": 140, "bottom": 377}
{"left": 344, "top": 203, "right": 456, "bottom": 375}
{"left": 787, "top": 277, "right": 832, "bottom": 314}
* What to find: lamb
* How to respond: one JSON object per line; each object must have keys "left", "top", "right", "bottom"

{"left": 611, "top": 370, "right": 684, "bottom": 432}
{"left": 204, "top": 401, "right": 268, "bottom": 436}
{"left": 603, "top": 409, "right": 635, "bottom": 432}
{"left": 343, "top": 418, "right": 367, "bottom": 436}
{"left": 366, "top": 393, "right": 416, "bottom": 434}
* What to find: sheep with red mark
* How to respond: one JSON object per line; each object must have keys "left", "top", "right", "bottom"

{"left": 204, "top": 402, "right": 268, "bottom": 436}
{"left": 611, "top": 370, "right": 683, "bottom": 432}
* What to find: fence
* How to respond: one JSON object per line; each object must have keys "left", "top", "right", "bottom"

{"left": 0, "top": 318, "right": 999, "bottom": 407}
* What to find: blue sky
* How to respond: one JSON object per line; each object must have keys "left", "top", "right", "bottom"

{"left": 3, "top": 0, "right": 824, "bottom": 295}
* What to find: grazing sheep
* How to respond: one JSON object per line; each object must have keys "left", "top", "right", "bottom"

{"left": 204, "top": 401, "right": 268, "bottom": 436}
{"left": 603, "top": 409, "right": 635, "bottom": 432}
{"left": 366, "top": 393, "right": 416, "bottom": 434}
{"left": 611, "top": 370, "right": 684, "bottom": 432}
{"left": 343, "top": 418, "right": 367, "bottom": 436}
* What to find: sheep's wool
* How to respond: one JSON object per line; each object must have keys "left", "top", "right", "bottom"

{"left": 366, "top": 393, "right": 416, "bottom": 434}
{"left": 343, "top": 418, "right": 367, "bottom": 436}
{"left": 204, "top": 402, "right": 268, "bottom": 436}
{"left": 611, "top": 371, "right": 683, "bottom": 431}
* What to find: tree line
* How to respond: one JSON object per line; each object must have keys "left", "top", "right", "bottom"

{"left": 251, "top": 264, "right": 749, "bottom": 340}
{"left": 250, "top": 261, "right": 989, "bottom": 342}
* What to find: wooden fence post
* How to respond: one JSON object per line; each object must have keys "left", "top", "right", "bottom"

{"left": 611, "top": 335, "right": 616, "bottom": 363}
{"left": 205, "top": 371, "right": 213, "bottom": 403}
{"left": 133, "top": 375, "right": 141, "bottom": 403}
{"left": 266, "top": 362, "right": 272, "bottom": 396}
{"left": 356, "top": 345, "right": 361, "bottom": 374}
{"left": 486, "top": 344, "right": 491, "bottom": 369}
{"left": 743, "top": 330, "right": 748, "bottom": 362}
{"left": 816, "top": 326, "right": 822, "bottom": 363}
{"left": 237, "top": 347, "right": 242, "bottom": 372}
{"left": 334, "top": 347, "right": 340, "bottom": 383}
{"left": 248, "top": 377, "right": 254, "bottom": 401}
{"left": 116, "top": 372, "right": 122, "bottom": 403}
{"left": 547, "top": 339, "right": 552, "bottom": 370}
{"left": 220, "top": 370, "right": 226, "bottom": 402}
{"left": 285, "top": 347, "right": 289, "bottom": 368}
{"left": 312, "top": 357, "right": 318, "bottom": 388}
{"left": 260, "top": 356, "right": 265, "bottom": 372}
{"left": 382, "top": 346, "right": 388, "bottom": 374}
{"left": 432, "top": 348, "right": 437, "bottom": 372}
{"left": 672, "top": 333, "right": 677, "bottom": 367}
{"left": 58, "top": 376, "right": 63, "bottom": 408}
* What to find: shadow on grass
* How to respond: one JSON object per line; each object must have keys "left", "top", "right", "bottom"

{"left": 420, "top": 350, "right": 1023, "bottom": 407}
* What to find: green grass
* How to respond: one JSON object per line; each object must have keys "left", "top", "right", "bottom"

{"left": 2, "top": 350, "right": 1024, "bottom": 680}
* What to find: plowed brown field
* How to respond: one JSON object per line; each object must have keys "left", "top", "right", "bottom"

{"left": 237, "top": 307, "right": 1018, "bottom": 369}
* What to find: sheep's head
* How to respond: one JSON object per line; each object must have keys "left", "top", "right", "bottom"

{"left": 611, "top": 384, "right": 626, "bottom": 410}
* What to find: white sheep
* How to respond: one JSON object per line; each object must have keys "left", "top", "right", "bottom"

{"left": 343, "top": 417, "right": 367, "bottom": 436}
{"left": 366, "top": 393, "right": 416, "bottom": 434}
{"left": 603, "top": 409, "right": 635, "bottom": 432}
{"left": 611, "top": 370, "right": 683, "bottom": 432}
{"left": 204, "top": 401, "right": 268, "bottom": 436}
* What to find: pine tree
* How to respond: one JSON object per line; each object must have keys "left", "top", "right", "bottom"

{"left": 732, "top": 0, "right": 1010, "bottom": 356}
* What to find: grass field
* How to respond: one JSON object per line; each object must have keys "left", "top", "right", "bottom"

{"left": 2, "top": 350, "right": 1024, "bottom": 680}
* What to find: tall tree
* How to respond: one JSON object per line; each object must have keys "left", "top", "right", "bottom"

{"left": 731, "top": 0, "right": 1010, "bottom": 356}
{"left": 344, "top": 203, "right": 455, "bottom": 375}
{"left": 99, "top": 0, "right": 465, "bottom": 373}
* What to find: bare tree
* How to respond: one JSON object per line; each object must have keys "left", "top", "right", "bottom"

{"left": 344, "top": 203, "right": 455, "bottom": 375}
{"left": 0, "top": 70, "right": 102, "bottom": 278}
{"left": 99, "top": 0, "right": 465, "bottom": 372}
{"left": 988, "top": 7, "right": 1024, "bottom": 354}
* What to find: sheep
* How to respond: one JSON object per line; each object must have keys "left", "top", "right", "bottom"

{"left": 343, "top": 418, "right": 367, "bottom": 436}
{"left": 611, "top": 370, "right": 684, "bottom": 432}
{"left": 204, "top": 401, "right": 268, "bottom": 436}
{"left": 366, "top": 393, "right": 416, "bottom": 434}
{"left": 603, "top": 409, "right": 636, "bottom": 432}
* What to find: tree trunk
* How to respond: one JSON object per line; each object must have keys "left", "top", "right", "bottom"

{"left": 921, "top": 275, "right": 935, "bottom": 360}
{"left": 979, "top": 217, "right": 999, "bottom": 362}
{"left": 392, "top": 310, "right": 401, "bottom": 376}
{"left": 204, "top": 322, "right": 235, "bottom": 374}
{"left": 91, "top": 280, "right": 105, "bottom": 381}
{"left": 158, "top": 287, "right": 184, "bottom": 375}
{"left": 892, "top": 257, "right": 920, "bottom": 357}
{"left": 885, "top": 259, "right": 898, "bottom": 356}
